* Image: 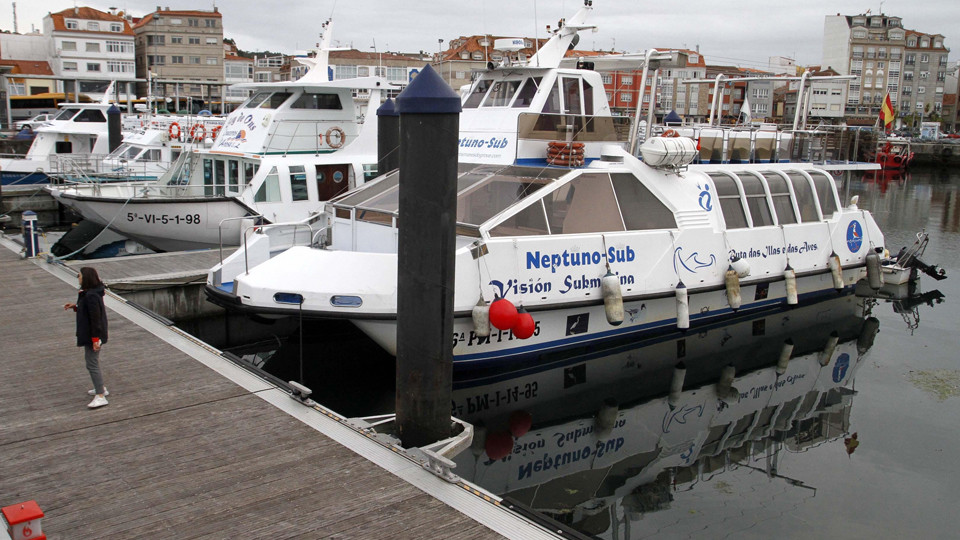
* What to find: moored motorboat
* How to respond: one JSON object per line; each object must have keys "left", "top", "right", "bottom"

{"left": 206, "top": 3, "right": 889, "bottom": 369}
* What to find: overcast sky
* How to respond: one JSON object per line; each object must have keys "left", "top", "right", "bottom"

{"left": 2, "top": 1, "right": 955, "bottom": 70}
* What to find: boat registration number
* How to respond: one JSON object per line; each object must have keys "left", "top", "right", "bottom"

{"left": 127, "top": 212, "right": 201, "bottom": 225}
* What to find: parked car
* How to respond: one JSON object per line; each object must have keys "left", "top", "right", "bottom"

{"left": 15, "top": 113, "right": 54, "bottom": 130}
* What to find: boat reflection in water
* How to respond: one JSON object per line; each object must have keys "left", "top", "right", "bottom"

{"left": 451, "top": 293, "right": 876, "bottom": 536}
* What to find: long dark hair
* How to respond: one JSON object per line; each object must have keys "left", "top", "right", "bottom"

{"left": 79, "top": 267, "right": 103, "bottom": 290}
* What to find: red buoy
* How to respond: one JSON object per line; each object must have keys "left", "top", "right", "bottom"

{"left": 509, "top": 410, "right": 532, "bottom": 437}
{"left": 513, "top": 307, "right": 535, "bottom": 339}
{"left": 489, "top": 297, "right": 518, "bottom": 331}
{"left": 484, "top": 430, "right": 514, "bottom": 460}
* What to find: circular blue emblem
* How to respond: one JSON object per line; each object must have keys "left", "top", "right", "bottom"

{"left": 846, "top": 221, "right": 863, "bottom": 253}
{"left": 832, "top": 353, "right": 850, "bottom": 383}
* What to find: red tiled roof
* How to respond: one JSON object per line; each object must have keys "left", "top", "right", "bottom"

{"left": 224, "top": 54, "right": 253, "bottom": 62}
{"left": 329, "top": 50, "right": 422, "bottom": 62}
{"left": 134, "top": 10, "right": 222, "bottom": 29}
{"left": 0, "top": 59, "right": 54, "bottom": 76}
{"left": 48, "top": 7, "right": 134, "bottom": 36}
{"left": 441, "top": 35, "right": 548, "bottom": 62}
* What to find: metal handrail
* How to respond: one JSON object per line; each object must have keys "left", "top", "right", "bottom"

{"left": 218, "top": 214, "right": 262, "bottom": 265}
{"left": 235, "top": 221, "right": 315, "bottom": 274}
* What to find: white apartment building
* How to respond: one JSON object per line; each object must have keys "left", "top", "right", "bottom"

{"left": 224, "top": 54, "right": 253, "bottom": 106}
{"left": 43, "top": 7, "right": 136, "bottom": 99}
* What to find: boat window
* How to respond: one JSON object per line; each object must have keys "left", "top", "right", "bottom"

{"left": 611, "top": 173, "right": 676, "bottom": 230}
{"left": 583, "top": 80, "right": 595, "bottom": 116}
{"left": 512, "top": 77, "right": 541, "bottom": 108}
{"left": 214, "top": 159, "right": 225, "bottom": 196}
{"left": 291, "top": 93, "right": 343, "bottom": 110}
{"left": 562, "top": 77, "right": 582, "bottom": 115}
{"left": 489, "top": 200, "right": 549, "bottom": 237}
{"left": 809, "top": 172, "right": 839, "bottom": 217}
{"left": 111, "top": 145, "right": 140, "bottom": 160}
{"left": 787, "top": 172, "right": 819, "bottom": 222}
{"left": 710, "top": 173, "right": 748, "bottom": 229}
{"left": 245, "top": 92, "right": 271, "bottom": 108}
{"left": 482, "top": 80, "right": 521, "bottom": 107}
{"left": 360, "top": 179, "right": 400, "bottom": 212}
{"left": 244, "top": 161, "right": 256, "bottom": 184}
{"left": 457, "top": 171, "right": 552, "bottom": 226}
{"left": 203, "top": 158, "right": 213, "bottom": 196}
{"left": 228, "top": 160, "right": 239, "bottom": 191}
{"left": 143, "top": 149, "right": 161, "bottom": 162}
{"left": 463, "top": 80, "right": 492, "bottom": 108}
{"left": 290, "top": 165, "right": 308, "bottom": 201}
{"left": 739, "top": 173, "right": 773, "bottom": 227}
{"left": 762, "top": 172, "right": 797, "bottom": 224}
{"left": 260, "top": 92, "right": 293, "bottom": 109}
{"left": 545, "top": 173, "right": 625, "bottom": 234}
{"left": 335, "top": 170, "right": 400, "bottom": 207}
{"left": 73, "top": 109, "right": 107, "bottom": 123}
{"left": 55, "top": 141, "right": 73, "bottom": 154}
{"left": 54, "top": 108, "right": 81, "bottom": 121}
{"left": 254, "top": 166, "right": 281, "bottom": 202}
{"left": 541, "top": 81, "right": 561, "bottom": 115}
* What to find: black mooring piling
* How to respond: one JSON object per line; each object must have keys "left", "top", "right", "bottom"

{"left": 107, "top": 104, "right": 122, "bottom": 153}
{"left": 394, "top": 64, "right": 462, "bottom": 448}
{"left": 376, "top": 98, "right": 400, "bottom": 175}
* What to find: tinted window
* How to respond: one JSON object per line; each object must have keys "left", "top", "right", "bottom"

{"left": 482, "top": 80, "right": 521, "bottom": 107}
{"left": 810, "top": 172, "right": 839, "bottom": 217}
{"left": 245, "top": 92, "right": 271, "bottom": 108}
{"left": 74, "top": 109, "right": 106, "bottom": 122}
{"left": 611, "top": 173, "right": 676, "bottom": 230}
{"left": 788, "top": 172, "right": 819, "bottom": 222}
{"left": 254, "top": 167, "right": 281, "bottom": 202}
{"left": 490, "top": 200, "right": 549, "bottom": 237}
{"left": 545, "top": 173, "right": 624, "bottom": 234}
{"left": 290, "top": 165, "right": 308, "bottom": 201}
{"left": 512, "top": 78, "right": 541, "bottom": 108}
{"left": 763, "top": 172, "right": 797, "bottom": 224}
{"left": 291, "top": 93, "right": 343, "bottom": 110}
{"left": 739, "top": 173, "right": 773, "bottom": 227}
{"left": 711, "top": 173, "right": 748, "bottom": 229}
{"left": 54, "top": 108, "right": 81, "bottom": 121}
{"left": 463, "top": 80, "right": 492, "bottom": 108}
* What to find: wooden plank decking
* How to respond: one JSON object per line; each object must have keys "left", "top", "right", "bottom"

{"left": 0, "top": 245, "right": 510, "bottom": 539}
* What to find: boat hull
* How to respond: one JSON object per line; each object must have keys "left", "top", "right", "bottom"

{"left": 51, "top": 190, "right": 256, "bottom": 252}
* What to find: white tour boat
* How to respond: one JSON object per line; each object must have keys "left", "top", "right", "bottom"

{"left": 49, "top": 21, "right": 389, "bottom": 252}
{"left": 207, "top": 2, "right": 888, "bottom": 368}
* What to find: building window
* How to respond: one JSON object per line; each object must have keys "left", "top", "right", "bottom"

{"left": 455, "top": 71, "right": 466, "bottom": 79}
{"left": 918, "top": 86, "right": 925, "bottom": 94}
{"left": 205, "top": 19, "right": 217, "bottom": 27}
{"left": 335, "top": 65, "right": 358, "bottom": 79}
{"left": 86, "top": 63, "right": 101, "bottom": 72}
{"left": 148, "top": 55, "right": 165, "bottom": 66}
{"left": 86, "top": 42, "right": 100, "bottom": 52}
{"left": 622, "top": 76, "right": 633, "bottom": 85}
{"left": 386, "top": 67, "right": 406, "bottom": 81}
{"left": 189, "top": 37, "right": 201, "bottom": 45}
{"left": 920, "top": 38, "right": 929, "bottom": 47}
{"left": 87, "top": 22, "right": 99, "bottom": 31}
{"left": 206, "top": 37, "right": 218, "bottom": 44}
{"left": 171, "top": 56, "right": 184, "bottom": 64}
{"left": 66, "top": 20, "right": 78, "bottom": 29}
{"left": 61, "top": 40, "right": 77, "bottom": 51}
{"left": 107, "top": 61, "right": 135, "bottom": 73}
{"left": 920, "top": 54, "right": 929, "bottom": 63}
{"left": 171, "top": 36, "right": 183, "bottom": 44}
{"left": 147, "top": 35, "right": 165, "bottom": 46}
{"left": 170, "top": 18, "right": 182, "bottom": 25}
{"left": 110, "top": 23, "right": 122, "bottom": 32}
{"left": 63, "top": 61, "right": 78, "bottom": 72}
{"left": 188, "top": 19, "right": 199, "bottom": 27}
{"left": 190, "top": 56, "right": 201, "bottom": 64}
{"left": 620, "top": 93, "right": 631, "bottom": 103}
{"left": 907, "top": 38, "right": 916, "bottom": 47}
{"left": 206, "top": 57, "right": 218, "bottom": 65}
{"left": 106, "top": 41, "right": 133, "bottom": 53}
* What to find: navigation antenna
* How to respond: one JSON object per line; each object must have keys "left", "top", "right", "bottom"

{"left": 12, "top": 2, "right": 17, "bottom": 34}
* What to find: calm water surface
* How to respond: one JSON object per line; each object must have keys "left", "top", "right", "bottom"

{"left": 211, "top": 166, "right": 960, "bottom": 539}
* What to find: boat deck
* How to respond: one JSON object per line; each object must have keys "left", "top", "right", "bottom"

{"left": 0, "top": 237, "right": 555, "bottom": 539}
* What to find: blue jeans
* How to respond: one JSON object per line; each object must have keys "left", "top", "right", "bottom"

{"left": 84, "top": 344, "right": 105, "bottom": 395}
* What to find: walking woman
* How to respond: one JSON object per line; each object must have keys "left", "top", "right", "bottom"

{"left": 64, "top": 267, "right": 109, "bottom": 409}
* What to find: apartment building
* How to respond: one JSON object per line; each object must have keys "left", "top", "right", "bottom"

{"left": 900, "top": 30, "right": 951, "bottom": 127}
{"left": 133, "top": 7, "right": 224, "bottom": 101}
{"left": 600, "top": 49, "right": 705, "bottom": 121}
{"left": 329, "top": 50, "right": 425, "bottom": 98}
{"left": 224, "top": 54, "right": 253, "bottom": 107}
{"left": 43, "top": 7, "right": 136, "bottom": 99}
{"left": 435, "top": 35, "right": 546, "bottom": 91}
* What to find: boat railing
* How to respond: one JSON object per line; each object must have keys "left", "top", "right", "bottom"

{"left": 516, "top": 113, "right": 632, "bottom": 143}
{"left": 236, "top": 221, "right": 316, "bottom": 275}
{"left": 261, "top": 119, "right": 354, "bottom": 155}
{"left": 218, "top": 214, "right": 262, "bottom": 266}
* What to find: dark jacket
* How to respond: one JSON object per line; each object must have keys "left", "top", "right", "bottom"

{"left": 76, "top": 285, "right": 108, "bottom": 347}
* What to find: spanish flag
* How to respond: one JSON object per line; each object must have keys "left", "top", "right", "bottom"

{"left": 879, "top": 93, "right": 895, "bottom": 131}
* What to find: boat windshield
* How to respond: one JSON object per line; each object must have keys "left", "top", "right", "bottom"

{"left": 54, "top": 108, "right": 82, "bottom": 121}
{"left": 108, "top": 144, "right": 141, "bottom": 160}
{"left": 331, "top": 164, "right": 566, "bottom": 226}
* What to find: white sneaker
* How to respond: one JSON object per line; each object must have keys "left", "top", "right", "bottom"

{"left": 88, "top": 395, "right": 109, "bottom": 409}
{"left": 87, "top": 387, "right": 109, "bottom": 396}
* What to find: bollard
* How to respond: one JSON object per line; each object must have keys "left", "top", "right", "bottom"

{"left": 107, "top": 104, "right": 122, "bottom": 153}
{"left": 21, "top": 210, "right": 39, "bottom": 258}
{"left": 376, "top": 98, "right": 400, "bottom": 175}
{"left": 394, "top": 64, "right": 462, "bottom": 448}
{"left": 2, "top": 500, "right": 46, "bottom": 540}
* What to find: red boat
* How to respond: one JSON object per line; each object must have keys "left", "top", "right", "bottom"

{"left": 875, "top": 140, "right": 914, "bottom": 170}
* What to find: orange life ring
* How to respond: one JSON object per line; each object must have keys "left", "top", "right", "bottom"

{"left": 211, "top": 126, "right": 222, "bottom": 139}
{"left": 548, "top": 141, "right": 585, "bottom": 150}
{"left": 168, "top": 122, "right": 181, "bottom": 140}
{"left": 325, "top": 126, "right": 345, "bottom": 148}
{"left": 662, "top": 129, "right": 679, "bottom": 138}
{"left": 546, "top": 156, "right": 584, "bottom": 166}
{"left": 190, "top": 124, "right": 206, "bottom": 140}
{"left": 547, "top": 146, "right": 585, "bottom": 156}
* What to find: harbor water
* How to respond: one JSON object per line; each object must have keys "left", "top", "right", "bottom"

{"left": 178, "top": 165, "right": 959, "bottom": 539}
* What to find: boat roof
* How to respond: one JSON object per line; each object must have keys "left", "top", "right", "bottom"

{"left": 232, "top": 75, "right": 397, "bottom": 93}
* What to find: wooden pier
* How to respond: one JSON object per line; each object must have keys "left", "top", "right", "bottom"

{"left": 0, "top": 237, "right": 558, "bottom": 539}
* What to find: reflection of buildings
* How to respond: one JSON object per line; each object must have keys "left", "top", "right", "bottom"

{"left": 453, "top": 295, "right": 874, "bottom": 538}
